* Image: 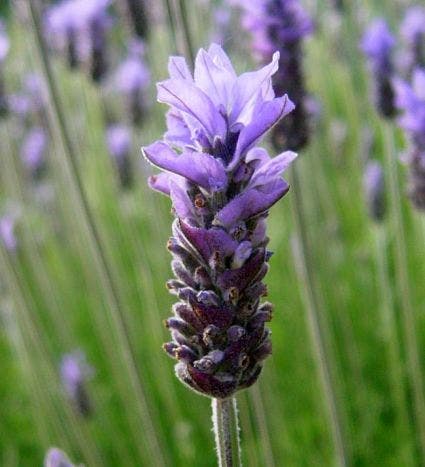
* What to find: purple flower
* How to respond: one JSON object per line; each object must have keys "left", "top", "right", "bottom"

{"left": 44, "top": 448, "right": 74, "bottom": 467}
{"left": 143, "top": 44, "right": 296, "bottom": 398}
{"left": 0, "top": 20, "right": 9, "bottom": 63}
{"left": 106, "top": 124, "right": 133, "bottom": 188}
{"left": 401, "top": 6, "right": 425, "bottom": 74}
{"left": 0, "top": 215, "right": 17, "bottom": 252}
{"left": 60, "top": 351, "right": 93, "bottom": 416}
{"left": 233, "top": 0, "right": 314, "bottom": 151}
{"left": 364, "top": 160, "right": 386, "bottom": 222}
{"left": 21, "top": 127, "right": 48, "bottom": 179}
{"left": 361, "top": 19, "right": 396, "bottom": 117}
{"left": 394, "top": 68, "right": 425, "bottom": 210}
{"left": 45, "top": 0, "right": 112, "bottom": 81}
{"left": 114, "top": 40, "right": 150, "bottom": 124}
{"left": 124, "top": 0, "right": 149, "bottom": 39}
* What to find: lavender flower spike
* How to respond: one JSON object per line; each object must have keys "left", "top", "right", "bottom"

{"left": 364, "top": 160, "right": 386, "bottom": 222}
{"left": 143, "top": 44, "right": 296, "bottom": 399}
{"left": 401, "top": 6, "right": 425, "bottom": 74}
{"left": 60, "top": 351, "right": 93, "bottom": 416}
{"left": 393, "top": 68, "right": 425, "bottom": 210}
{"left": 233, "top": 0, "right": 314, "bottom": 151}
{"left": 44, "top": 448, "right": 75, "bottom": 467}
{"left": 0, "top": 215, "right": 17, "bottom": 252}
{"left": 0, "top": 20, "right": 10, "bottom": 116}
{"left": 106, "top": 124, "right": 133, "bottom": 188}
{"left": 361, "top": 19, "right": 396, "bottom": 118}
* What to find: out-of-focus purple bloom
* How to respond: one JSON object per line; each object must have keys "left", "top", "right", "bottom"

{"left": 401, "top": 6, "right": 425, "bottom": 74}
{"left": 45, "top": 0, "right": 112, "bottom": 81}
{"left": 60, "top": 351, "right": 93, "bottom": 416}
{"left": 364, "top": 160, "right": 386, "bottom": 222}
{"left": 9, "top": 74, "right": 48, "bottom": 123}
{"left": 0, "top": 20, "right": 9, "bottom": 63}
{"left": 0, "top": 215, "right": 17, "bottom": 252}
{"left": 114, "top": 40, "right": 150, "bottom": 124}
{"left": 124, "top": 0, "right": 149, "bottom": 39}
{"left": 44, "top": 448, "right": 74, "bottom": 467}
{"left": 106, "top": 124, "right": 133, "bottom": 188}
{"left": 21, "top": 127, "right": 48, "bottom": 180}
{"left": 394, "top": 68, "right": 425, "bottom": 210}
{"left": 233, "top": 0, "right": 314, "bottom": 151}
{"left": 361, "top": 19, "right": 396, "bottom": 118}
{"left": 143, "top": 44, "right": 296, "bottom": 398}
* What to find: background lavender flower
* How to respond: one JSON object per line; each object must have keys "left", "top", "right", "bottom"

{"left": 44, "top": 448, "right": 75, "bottom": 467}
{"left": 21, "top": 127, "right": 48, "bottom": 180}
{"left": 114, "top": 40, "right": 150, "bottom": 125}
{"left": 234, "top": 0, "right": 314, "bottom": 151}
{"left": 361, "top": 19, "right": 396, "bottom": 118}
{"left": 45, "top": 0, "right": 112, "bottom": 82}
{"left": 60, "top": 351, "right": 93, "bottom": 416}
{"left": 0, "top": 19, "right": 9, "bottom": 116}
{"left": 0, "top": 215, "right": 17, "bottom": 252}
{"left": 364, "top": 160, "right": 386, "bottom": 222}
{"left": 106, "top": 124, "right": 133, "bottom": 188}
{"left": 124, "top": 0, "right": 149, "bottom": 39}
{"left": 400, "top": 6, "right": 425, "bottom": 75}
{"left": 394, "top": 68, "right": 425, "bottom": 210}
{"left": 143, "top": 44, "right": 296, "bottom": 398}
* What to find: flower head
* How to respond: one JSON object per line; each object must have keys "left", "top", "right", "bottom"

{"left": 361, "top": 19, "right": 396, "bottom": 118}
{"left": 401, "top": 6, "right": 425, "bottom": 49}
{"left": 106, "top": 124, "right": 133, "bottom": 188}
{"left": 44, "top": 448, "right": 75, "bottom": 467}
{"left": 143, "top": 44, "right": 296, "bottom": 398}
{"left": 60, "top": 351, "right": 93, "bottom": 416}
{"left": 0, "top": 215, "right": 17, "bottom": 252}
{"left": 364, "top": 160, "right": 386, "bottom": 222}
{"left": 0, "top": 20, "right": 9, "bottom": 63}
{"left": 21, "top": 127, "right": 48, "bottom": 179}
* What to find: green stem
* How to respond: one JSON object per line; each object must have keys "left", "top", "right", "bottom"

{"left": 212, "top": 398, "right": 242, "bottom": 467}
{"left": 382, "top": 121, "right": 425, "bottom": 462}
{"left": 291, "top": 163, "right": 348, "bottom": 467}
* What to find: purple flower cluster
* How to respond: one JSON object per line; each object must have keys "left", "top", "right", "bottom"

{"left": 106, "top": 124, "right": 133, "bottom": 188}
{"left": 44, "top": 448, "right": 74, "bottom": 467}
{"left": 401, "top": 6, "right": 425, "bottom": 74}
{"left": 124, "top": 0, "right": 149, "bottom": 39}
{"left": 363, "top": 160, "right": 386, "bottom": 222}
{"left": 114, "top": 40, "right": 150, "bottom": 125}
{"left": 0, "top": 215, "right": 17, "bottom": 252}
{"left": 21, "top": 127, "right": 48, "bottom": 180}
{"left": 234, "top": 0, "right": 313, "bottom": 151}
{"left": 143, "top": 44, "right": 297, "bottom": 398}
{"left": 60, "top": 351, "right": 93, "bottom": 416}
{"left": 394, "top": 68, "right": 425, "bottom": 210}
{"left": 361, "top": 19, "right": 396, "bottom": 118}
{"left": 45, "top": 0, "right": 112, "bottom": 82}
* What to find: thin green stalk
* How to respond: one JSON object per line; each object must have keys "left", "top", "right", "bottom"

{"left": 382, "top": 121, "right": 425, "bottom": 462}
{"left": 162, "top": 0, "right": 178, "bottom": 54}
{"left": 212, "top": 398, "right": 242, "bottom": 467}
{"left": 27, "top": 2, "right": 165, "bottom": 464}
{"left": 374, "top": 227, "right": 416, "bottom": 465}
{"left": 176, "top": 0, "right": 195, "bottom": 64}
{"left": 291, "top": 163, "right": 348, "bottom": 467}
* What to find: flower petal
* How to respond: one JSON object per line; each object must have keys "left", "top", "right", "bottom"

{"left": 169, "top": 179, "right": 195, "bottom": 221}
{"left": 248, "top": 150, "right": 297, "bottom": 188}
{"left": 208, "top": 43, "right": 237, "bottom": 78}
{"left": 143, "top": 142, "right": 228, "bottom": 192}
{"left": 229, "top": 51, "right": 280, "bottom": 126}
{"left": 214, "top": 179, "right": 289, "bottom": 228}
{"left": 168, "top": 56, "right": 193, "bottom": 81}
{"left": 230, "top": 95, "right": 295, "bottom": 167}
{"left": 157, "top": 78, "right": 227, "bottom": 140}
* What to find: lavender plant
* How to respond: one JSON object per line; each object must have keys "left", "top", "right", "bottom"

{"left": 106, "top": 124, "right": 133, "bottom": 188}
{"left": 60, "top": 351, "right": 93, "bottom": 417}
{"left": 400, "top": 6, "right": 425, "bottom": 76}
{"left": 21, "top": 126, "right": 48, "bottom": 180}
{"left": 234, "top": 0, "right": 314, "bottom": 151}
{"left": 143, "top": 43, "right": 296, "bottom": 463}
{"left": 364, "top": 160, "right": 386, "bottom": 222}
{"left": 394, "top": 68, "right": 425, "bottom": 210}
{"left": 361, "top": 19, "right": 396, "bottom": 118}
{"left": 44, "top": 448, "right": 76, "bottom": 467}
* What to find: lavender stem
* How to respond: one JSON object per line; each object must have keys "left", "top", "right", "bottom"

{"left": 212, "top": 398, "right": 241, "bottom": 467}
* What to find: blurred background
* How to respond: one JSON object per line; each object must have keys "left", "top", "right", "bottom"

{"left": 1, "top": 0, "right": 425, "bottom": 465}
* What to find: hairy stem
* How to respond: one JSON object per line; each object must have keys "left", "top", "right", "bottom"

{"left": 212, "top": 398, "right": 242, "bottom": 467}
